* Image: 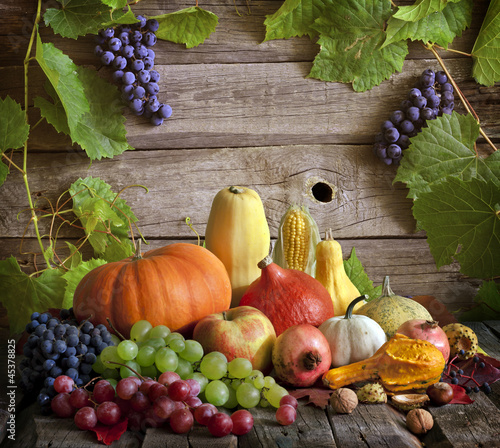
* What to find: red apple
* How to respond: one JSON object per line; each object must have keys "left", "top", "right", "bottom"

{"left": 192, "top": 306, "right": 276, "bottom": 374}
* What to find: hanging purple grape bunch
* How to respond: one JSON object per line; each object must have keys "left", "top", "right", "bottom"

{"left": 95, "top": 15, "right": 172, "bottom": 126}
{"left": 374, "top": 69, "right": 455, "bottom": 165}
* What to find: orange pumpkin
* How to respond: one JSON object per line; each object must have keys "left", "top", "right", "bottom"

{"left": 73, "top": 243, "right": 232, "bottom": 338}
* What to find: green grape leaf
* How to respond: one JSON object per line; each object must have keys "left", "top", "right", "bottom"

{"left": 62, "top": 258, "right": 107, "bottom": 309}
{"left": 344, "top": 247, "right": 382, "bottom": 301}
{"left": 153, "top": 7, "right": 218, "bottom": 48}
{"left": 459, "top": 281, "right": 500, "bottom": 321}
{"left": 384, "top": 0, "right": 473, "bottom": 49}
{"left": 69, "top": 176, "right": 137, "bottom": 262}
{"left": 0, "top": 96, "right": 30, "bottom": 153}
{"left": 393, "top": 0, "right": 461, "bottom": 22}
{"left": 394, "top": 113, "right": 500, "bottom": 201}
{"left": 412, "top": 176, "right": 500, "bottom": 279}
{"left": 65, "top": 242, "right": 83, "bottom": 270}
{"left": 472, "top": 0, "right": 500, "bottom": 86}
{"left": 35, "top": 34, "right": 89, "bottom": 131}
{"left": 36, "top": 67, "right": 132, "bottom": 160}
{"left": 0, "top": 258, "right": 66, "bottom": 334}
{"left": 263, "top": 0, "right": 331, "bottom": 41}
{"left": 308, "top": 0, "right": 408, "bottom": 91}
{"left": 44, "top": 0, "right": 136, "bottom": 39}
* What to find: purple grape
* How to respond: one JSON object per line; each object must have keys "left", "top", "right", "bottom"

{"left": 113, "top": 56, "right": 127, "bottom": 70}
{"left": 119, "top": 32, "right": 130, "bottom": 46}
{"left": 406, "top": 106, "right": 420, "bottom": 122}
{"left": 385, "top": 127, "right": 400, "bottom": 143}
{"left": 399, "top": 120, "right": 414, "bottom": 134}
{"left": 400, "top": 99, "right": 413, "bottom": 111}
{"left": 147, "top": 49, "right": 155, "bottom": 60}
{"left": 131, "top": 59, "right": 145, "bottom": 72}
{"left": 147, "top": 19, "right": 160, "bottom": 32}
{"left": 435, "top": 71, "right": 447, "bottom": 84}
{"left": 100, "top": 28, "right": 114, "bottom": 39}
{"left": 413, "top": 96, "right": 427, "bottom": 109}
{"left": 158, "top": 104, "right": 172, "bottom": 119}
{"left": 137, "top": 69, "right": 151, "bottom": 84}
{"left": 108, "top": 37, "right": 122, "bottom": 52}
{"left": 421, "top": 107, "right": 436, "bottom": 120}
{"left": 94, "top": 45, "right": 104, "bottom": 57}
{"left": 390, "top": 110, "right": 405, "bottom": 125}
{"left": 387, "top": 144, "right": 402, "bottom": 158}
{"left": 144, "top": 32, "right": 157, "bottom": 47}
{"left": 441, "top": 91, "right": 454, "bottom": 106}
{"left": 136, "top": 15, "right": 147, "bottom": 29}
{"left": 134, "top": 45, "right": 149, "bottom": 59}
{"left": 131, "top": 30, "right": 142, "bottom": 43}
{"left": 122, "top": 71, "right": 136, "bottom": 85}
{"left": 143, "top": 57, "right": 154, "bottom": 70}
{"left": 408, "top": 88, "right": 421, "bottom": 100}
{"left": 374, "top": 143, "right": 388, "bottom": 159}
{"left": 427, "top": 94, "right": 440, "bottom": 109}
{"left": 381, "top": 120, "right": 395, "bottom": 131}
{"left": 101, "top": 51, "right": 114, "bottom": 65}
{"left": 441, "top": 107, "right": 453, "bottom": 115}
{"left": 121, "top": 45, "right": 134, "bottom": 59}
{"left": 441, "top": 82, "right": 453, "bottom": 93}
{"left": 145, "top": 82, "right": 160, "bottom": 95}
{"left": 112, "top": 70, "right": 124, "bottom": 82}
{"left": 146, "top": 98, "right": 161, "bottom": 113}
{"left": 149, "top": 70, "right": 160, "bottom": 83}
{"left": 150, "top": 114, "right": 164, "bottom": 126}
{"left": 133, "top": 85, "right": 146, "bottom": 99}
{"left": 397, "top": 134, "right": 410, "bottom": 149}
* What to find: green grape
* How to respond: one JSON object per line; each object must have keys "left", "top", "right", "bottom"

{"left": 92, "top": 357, "right": 105, "bottom": 374}
{"left": 200, "top": 355, "right": 227, "bottom": 380}
{"left": 148, "top": 325, "right": 171, "bottom": 339}
{"left": 102, "top": 368, "right": 119, "bottom": 380}
{"left": 205, "top": 380, "right": 229, "bottom": 406}
{"left": 186, "top": 372, "right": 209, "bottom": 393}
{"left": 100, "top": 345, "right": 125, "bottom": 369}
{"left": 228, "top": 358, "right": 253, "bottom": 379}
{"left": 204, "top": 351, "right": 228, "bottom": 363}
{"left": 231, "top": 378, "right": 244, "bottom": 391}
{"left": 107, "top": 378, "right": 118, "bottom": 390}
{"left": 136, "top": 345, "right": 156, "bottom": 367}
{"left": 265, "top": 384, "right": 288, "bottom": 408}
{"left": 245, "top": 369, "right": 264, "bottom": 384}
{"left": 236, "top": 382, "right": 261, "bottom": 408}
{"left": 263, "top": 376, "right": 276, "bottom": 389}
{"left": 117, "top": 340, "right": 139, "bottom": 361}
{"left": 120, "top": 360, "right": 142, "bottom": 379}
{"left": 130, "top": 320, "right": 153, "bottom": 342}
{"left": 145, "top": 337, "right": 166, "bottom": 350}
{"left": 168, "top": 338, "right": 185, "bottom": 353}
{"left": 253, "top": 376, "right": 265, "bottom": 389}
{"left": 223, "top": 385, "right": 239, "bottom": 409}
{"left": 179, "top": 340, "right": 204, "bottom": 362}
{"left": 110, "top": 334, "right": 121, "bottom": 346}
{"left": 175, "top": 357, "right": 193, "bottom": 379}
{"left": 155, "top": 347, "right": 179, "bottom": 372}
{"left": 259, "top": 397, "right": 270, "bottom": 408}
{"left": 165, "top": 332, "right": 184, "bottom": 344}
{"left": 141, "top": 364, "right": 159, "bottom": 379}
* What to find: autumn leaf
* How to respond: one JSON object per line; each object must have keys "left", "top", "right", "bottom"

{"left": 289, "top": 387, "right": 334, "bottom": 408}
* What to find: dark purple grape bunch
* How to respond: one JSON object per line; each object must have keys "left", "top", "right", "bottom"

{"left": 373, "top": 69, "right": 455, "bottom": 165}
{"left": 95, "top": 15, "right": 172, "bottom": 126}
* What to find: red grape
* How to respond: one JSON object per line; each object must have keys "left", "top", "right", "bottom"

{"left": 148, "top": 383, "right": 168, "bottom": 402}
{"left": 129, "top": 376, "right": 143, "bottom": 388}
{"left": 127, "top": 411, "right": 144, "bottom": 432}
{"left": 117, "top": 377, "right": 139, "bottom": 400}
{"left": 69, "top": 388, "right": 91, "bottom": 408}
{"left": 208, "top": 412, "right": 233, "bottom": 437}
{"left": 158, "top": 371, "right": 181, "bottom": 386}
{"left": 114, "top": 396, "right": 132, "bottom": 415}
{"left": 194, "top": 403, "right": 218, "bottom": 426}
{"left": 185, "top": 378, "right": 201, "bottom": 397}
{"left": 276, "top": 404, "right": 296, "bottom": 426}
{"left": 153, "top": 395, "right": 176, "bottom": 419}
{"left": 93, "top": 380, "right": 115, "bottom": 404}
{"left": 51, "top": 393, "right": 76, "bottom": 418}
{"left": 139, "top": 379, "right": 157, "bottom": 394}
{"left": 74, "top": 406, "right": 98, "bottom": 430}
{"left": 169, "top": 408, "right": 194, "bottom": 434}
{"left": 279, "top": 395, "right": 298, "bottom": 409}
{"left": 130, "top": 391, "right": 151, "bottom": 412}
{"left": 185, "top": 396, "right": 202, "bottom": 409}
{"left": 168, "top": 380, "right": 190, "bottom": 401}
{"left": 96, "top": 401, "right": 122, "bottom": 426}
{"left": 54, "top": 375, "right": 74, "bottom": 394}
{"left": 231, "top": 409, "right": 254, "bottom": 435}
{"left": 143, "top": 406, "right": 166, "bottom": 428}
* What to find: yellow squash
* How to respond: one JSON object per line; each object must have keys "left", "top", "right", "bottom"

{"left": 315, "top": 229, "right": 364, "bottom": 316}
{"left": 205, "top": 186, "right": 270, "bottom": 307}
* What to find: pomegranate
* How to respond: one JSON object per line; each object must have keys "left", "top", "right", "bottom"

{"left": 272, "top": 324, "right": 332, "bottom": 387}
{"left": 396, "top": 319, "right": 450, "bottom": 361}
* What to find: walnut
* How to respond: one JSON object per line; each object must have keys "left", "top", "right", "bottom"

{"left": 330, "top": 388, "right": 358, "bottom": 414}
{"left": 406, "top": 408, "right": 434, "bottom": 435}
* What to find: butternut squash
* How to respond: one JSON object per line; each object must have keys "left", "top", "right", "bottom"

{"left": 315, "top": 230, "right": 364, "bottom": 316}
{"left": 322, "top": 334, "right": 445, "bottom": 393}
{"left": 205, "top": 186, "right": 270, "bottom": 307}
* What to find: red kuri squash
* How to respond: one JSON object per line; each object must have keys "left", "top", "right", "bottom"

{"left": 73, "top": 242, "right": 232, "bottom": 338}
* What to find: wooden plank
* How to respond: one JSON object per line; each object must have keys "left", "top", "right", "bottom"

{"left": 239, "top": 404, "right": 337, "bottom": 448}
{"left": 2, "top": 58, "right": 498, "bottom": 152}
{"left": 326, "top": 403, "right": 422, "bottom": 448}
{"left": 463, "top": 322, "right": 500, "bottom": 359}
{"left": 142, "top": 425, "right": 237, "bottom": 448}
{"left": 424, "top": 393, "right": 500, "bottom": 448}
{"left": 0, "top": 0, "right": 488, "bottom": 67}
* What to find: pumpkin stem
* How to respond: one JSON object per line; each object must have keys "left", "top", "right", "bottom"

{"left": 133, "top": 239, "right": 143, "bottom": 261}
{"left": 382, "top": 275, "right": 395, "bottom": 297}
{"left": 325, "top": 229, "right": 334, "bottom": 241}
{"left": 345, "top": 295, "right": 368, "bottom": 319}
{"left": 258, "top": 255, "right": 274, "bottom": 270}
{"left": 303, "top": 351, "right": 322, "bottom": 370}
{"left": 222, "top": 311, "right": 228, "bottom": 321}
{"left": 228, "top": 186, "right": 245, "bottom": 194}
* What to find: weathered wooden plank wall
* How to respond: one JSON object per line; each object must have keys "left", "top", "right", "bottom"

{"left": 0, "top": 0, "right": 498, "bottom": 324}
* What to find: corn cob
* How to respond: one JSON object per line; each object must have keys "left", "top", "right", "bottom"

{"left": 272, "top": 205, "right": 321, "bottom": 276}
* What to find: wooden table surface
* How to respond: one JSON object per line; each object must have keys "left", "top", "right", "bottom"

{"left": 1, "top": 321, "right": 499, "bottom": 447}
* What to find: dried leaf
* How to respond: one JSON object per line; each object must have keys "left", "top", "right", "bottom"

{"left": 90, "top": 418, "right": 128, "bottom": 445}
{"left": 289, "top": 386, "right": 333, "bottom": 408}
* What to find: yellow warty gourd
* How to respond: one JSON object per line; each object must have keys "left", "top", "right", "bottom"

{"left": 205, "top": 186, "right": 270, "bottom": 308}
{"left": 315, "top": 229, "right": 364, "bottom": 316}
{"left": 272, "top": 205, "right": 321, "bottom": 276}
